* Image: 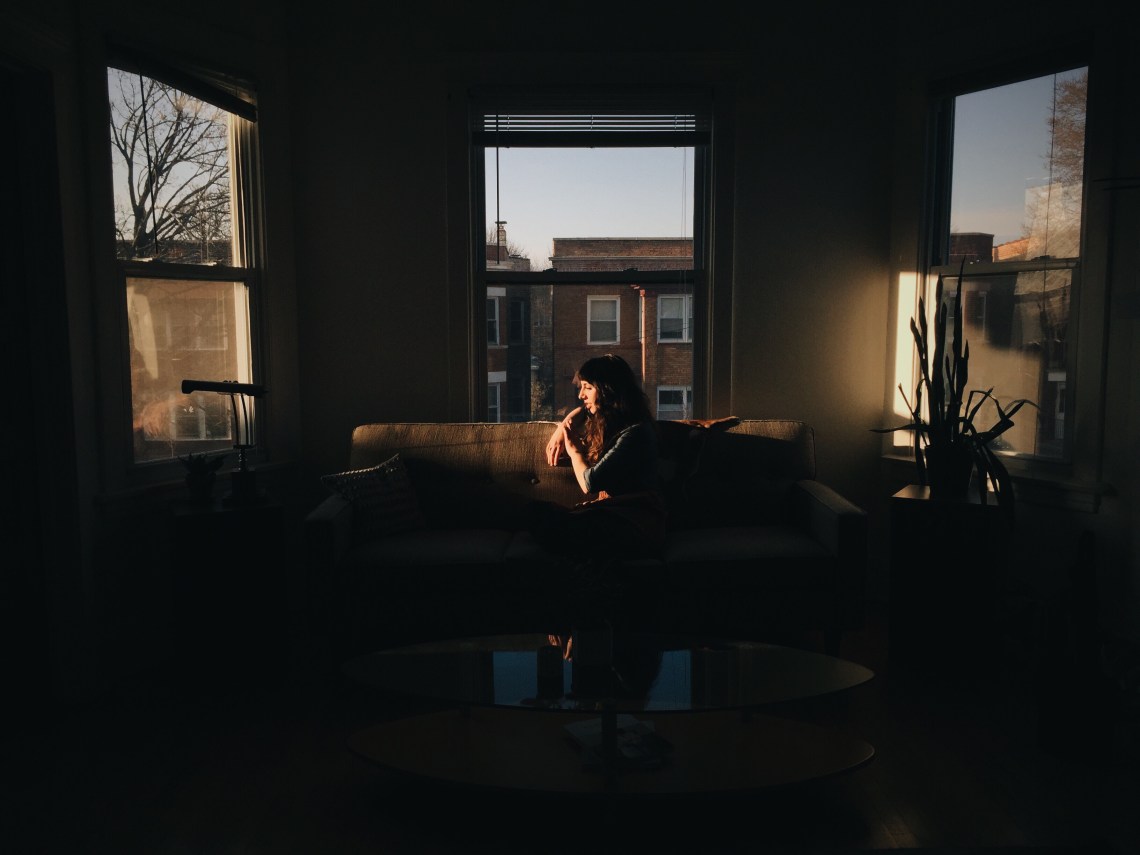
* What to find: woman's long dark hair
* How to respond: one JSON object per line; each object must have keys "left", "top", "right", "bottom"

{"left": 574, "top": 354, "right": 653, "bottom": 464}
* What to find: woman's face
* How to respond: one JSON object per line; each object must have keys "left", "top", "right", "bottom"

{"left": 577, "top": 380, "right": 600, "bottom": 414}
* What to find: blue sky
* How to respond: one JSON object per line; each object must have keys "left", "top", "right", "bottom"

{"left": 486, "top": 68, "right": 1085, "bottom": 262}
{"left": 951, "top": 69, "right": 1083, "bottom": 246}
{"left": 486, "top": 146, "right": 694, "bottom": 266}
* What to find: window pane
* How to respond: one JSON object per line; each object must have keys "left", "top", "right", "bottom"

{"left": 480, "top": 139, "right": 698, "bottom": 423}
{"left": 659, "top": 294, "right": 691, "bottom": 341}
{"left": 127, "top": 277, "right": 252, "bottom": 463}
{"left": 657, "top": 387, "right": 691, "bottom": 420}
{"left": 937, "top": 67, "right": 1085, "bottom": 464}
{"left": 951, "top": 68, "right": 1086, "bottom": 261}
{"left": 487, "top": 384, "right": 501, "bottom": 422}
{"left": 944, "top": 269, "right": 1070, "bottom": 459}
{"left": 487, "top": 297, "right": 499, "bottom": 345}
{"left": 108, "top": 68, "right": 233, "bottom": 264}
{"left": 589, "top": 298, "right": 619, "bottom": 344}
{"left": 486, "top": 147, "right": 693, "bottom": 268}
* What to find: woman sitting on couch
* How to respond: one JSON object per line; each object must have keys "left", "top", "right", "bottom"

{"left": 532, "top": 354, "right": 667, "bottom": 560}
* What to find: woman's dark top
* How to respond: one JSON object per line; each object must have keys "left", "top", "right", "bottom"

{"left": 581, "top": 420, "right": 661, "bottom": 497}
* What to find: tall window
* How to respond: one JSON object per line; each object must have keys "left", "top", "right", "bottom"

{"left": 923, "top": 64, "right": 1086, "bottom": 463}
{"left": 107, "top": 57, "right": 261, "bottom": 465}
{"left": 473, "top": 91, "right": 709, "bottom": 422}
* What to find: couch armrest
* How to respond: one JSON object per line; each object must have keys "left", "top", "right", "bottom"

{"left": 793, "top": 479, "right": 867, "bottom": 629}
{"left": 793, "top": 479, "right": 865, "bottom": 554}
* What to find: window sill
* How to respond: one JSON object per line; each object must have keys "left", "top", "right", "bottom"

{"left": 880, "top": 453, "right": 1112, "bottom": 513}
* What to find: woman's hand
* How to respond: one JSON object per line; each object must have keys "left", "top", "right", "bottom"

{"left": 545, "top": 423, "right": 566, "bottom": 466}
{"left": 545, "top": 407, "right": 583, "bottom": 466}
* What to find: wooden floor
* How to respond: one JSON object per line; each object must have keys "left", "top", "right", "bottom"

{"left": 3, "top": 602, "right": 1138, "bottom": 854}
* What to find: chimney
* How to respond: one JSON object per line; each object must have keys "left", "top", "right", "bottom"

{"left": 495, "top": 221, "right": 507, "bottom": 262}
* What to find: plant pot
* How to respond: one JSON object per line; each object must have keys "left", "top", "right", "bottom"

{"left": 922, "top": 443, "right": 974, "bottom": 502}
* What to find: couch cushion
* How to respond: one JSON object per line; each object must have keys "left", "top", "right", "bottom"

{"left": 661, "top": 526, "right": 832, "bottom": 590}
{"left": 320, "top": 453, "right": 427, "bottom": 543}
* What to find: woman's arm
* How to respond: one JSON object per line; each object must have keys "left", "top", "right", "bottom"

{"left": 545, "top": 406, "right": 584, "bottom": 467}
{"left": 562, "top": 429, "right": 591, "bottom": 493}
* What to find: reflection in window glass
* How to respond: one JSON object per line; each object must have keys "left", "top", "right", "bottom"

{"left": 127, "top": 278, "right": 251, "bottom": 461}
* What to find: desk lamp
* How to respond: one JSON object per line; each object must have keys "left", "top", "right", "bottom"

{"left": 181, "top": 379, "right": 268, "bottom": 505}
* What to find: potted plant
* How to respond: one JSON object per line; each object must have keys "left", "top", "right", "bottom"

{"left": 876, "top": 265, "right": 1035, "bottom": 515}
{"left": 179, "top": 452, "right": 226, "bottom": 503}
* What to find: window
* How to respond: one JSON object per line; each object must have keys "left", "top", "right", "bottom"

{"left": 107, "top": 56, "right": 262, "bottom": 466}
{"left": 487, "top": 296, "right": 500, "bottom": 345}
{"left": 588, "top": 297, "right": 620, "bottom": 345}
{"left": 487, "top": 383, "right": 501, "bottom": 423}
{"left": 657, "top": 386, "right": 692, "bottom": 420}
{"left": 658, "top": 294, "right": 693, "bottom": 342}
{"left": 923, "top": 64, "right": 1086, "bottom": 464}
{"left": 470, "top": 90, "right": 710, "bottom": 422}
{"left": 508, "top": 298, "right": 527, "bottom": 344}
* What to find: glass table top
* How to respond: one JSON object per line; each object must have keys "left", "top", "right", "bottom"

{"left": 342, "top": 630, "right": 875, "bottom": 714}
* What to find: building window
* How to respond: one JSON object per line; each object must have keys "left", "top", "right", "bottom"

{"left": 107, "top": 58, "right": 262, "bottom": 465}
{"left": 487, "top": 383, "right": 501, "bottom": 422}
{"left": 508, "top": 298, "right": 527, "bottom": 344}
{"left": 470, "top": 90, "right": 711, "bottom": 422}
{"left": 922, "top": 64, "right": 1086, "bottom": 464}
{"left": 487, "top": 296, "right": 500, "bottom": 345}
{"left": 658, "top": 294, "right": 693, "bottom": 342}
{"left": 657, "top": 386, "right": 692, "bottom": 420}
{"left": 588, "top": 296, "right": 620, "bottom": 345}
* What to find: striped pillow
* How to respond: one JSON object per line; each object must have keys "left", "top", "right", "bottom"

{"left": 321, "top": 453, "right": 426, "bottom": 541}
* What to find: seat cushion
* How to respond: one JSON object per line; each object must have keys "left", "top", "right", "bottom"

{"left": 661, "top": 526, "right": 833, "bottom": 590}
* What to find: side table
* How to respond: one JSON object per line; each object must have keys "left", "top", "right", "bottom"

{"left": 888, "top": 484, "right": 1010, "bottom": 680}
{"left": 167, "top": 496, "right": 286, "bottom": 673}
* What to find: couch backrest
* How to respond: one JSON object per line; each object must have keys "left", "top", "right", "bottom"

{"left": 345, "top": 419, "right": 816, "bottom": 530}
{"left": 348, "top": 422, "right": 583, "bottom": 529}
{"left": 659, "top": 419, "right": 817, "bottom": 528}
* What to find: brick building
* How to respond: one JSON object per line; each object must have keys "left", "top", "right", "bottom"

{"left": 485, "top": 236, "right": 694, "bottom": 422}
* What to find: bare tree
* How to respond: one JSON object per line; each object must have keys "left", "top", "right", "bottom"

{"left": 108, "top": 68, "right": 231, "bottom": 261}
{"left": 1047, "top": 70, "right": 1086, "bottom": 191}
{"left": 485, "top": 226, "right": 529, "bottom": 262}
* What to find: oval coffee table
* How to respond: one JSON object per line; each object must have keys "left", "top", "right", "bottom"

{"left": 344, "top": 631, "right": 875, "bottom": 796}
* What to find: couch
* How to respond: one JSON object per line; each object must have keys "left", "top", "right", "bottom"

{"left": 304, "top": 419, "right": 867, "bottom": 656}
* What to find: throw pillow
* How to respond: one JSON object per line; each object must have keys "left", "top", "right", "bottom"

{"left": 321, "top": 453, "right": 427, "bottom": 541}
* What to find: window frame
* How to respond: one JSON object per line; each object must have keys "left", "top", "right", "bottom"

{"left": 90, "top": 42, "right": 268, "bottom": 486}
{"left": 455, "top": 84, "right": 733, "bottom": 422}
{"left": 911, "top": 50, "right": 1112, "bottom": 505}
